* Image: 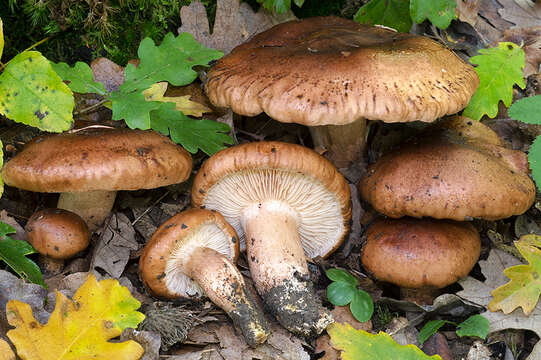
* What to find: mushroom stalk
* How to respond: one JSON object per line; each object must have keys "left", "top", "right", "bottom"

{"left": 185, "top": 246, "right": 269, "bottom": 347}
{"left": 309, "top": 118, "right": 367, "bottom": 168}
{"left": 58, "top": 190, "right": 116, "bottom": 231}
{"left": 242, "top": 201, "right": 333, "bottom": 337}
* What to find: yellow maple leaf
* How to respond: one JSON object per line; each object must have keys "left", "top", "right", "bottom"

{"left": 6, "top": 274, "right": 145, "bottom": 360}
{"left": 489, "top": 234, "right": 541, "bottom": 315}
{"left": 143, "top": 82, "right": 211, "bottom": 117}
{"left": 0, "top": 339, "right": 15, "bottom": 360}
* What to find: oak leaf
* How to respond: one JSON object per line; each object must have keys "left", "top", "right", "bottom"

{"left": 143, "top": 82, "right": 211, "bottom": 117}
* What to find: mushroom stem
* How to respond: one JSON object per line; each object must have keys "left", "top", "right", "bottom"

{"left": 309, "top": 118, "right": 367, "bottom": 168}
{"left": 58, "top": 190, "right": 116, "bottom": 231}
{"left": 185, "top": 246, "right": 270, "bottom": 347}
{"left": 242, "top": 201, "right": 333, "bottom": 337}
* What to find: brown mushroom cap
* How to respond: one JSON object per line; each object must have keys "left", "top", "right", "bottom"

{"left": 205, "top": 16, "right": 479, "bottom": 126}
{"left": 25, "top": 208, "right": 90, "bottom": 260}
{"left": 362, "top": 217, "right": 481, "bottom": 288}
{"left": 360, "top": 116, "right": 536, "bottom": 220}
{"left": 191, "top": 141, "right": 351, "bottom": 256}
{"left": 2, "top": 128, "right": 192, "bottom": 193}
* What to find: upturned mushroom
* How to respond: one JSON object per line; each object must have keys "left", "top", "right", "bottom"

{"left": 139, "top": 208, "right": 270, "bottom": 347}
{"left": 204, "top": 17, "right": 479, "bottom": 167}
{"left": 191, "top": 141, "right": 351, "bottom": 337}
{"left": 2, "top": 128, "right": 192, "bottom": 230}
{"left": 25, "top": 208, "right": 90, "bottom": 273}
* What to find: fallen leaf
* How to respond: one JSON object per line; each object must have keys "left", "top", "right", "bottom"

{"left": 501, "top": 27, "right": 541, "bottom": 77}
{"left": 120, "top": 328, "right": 161, "bottom": 360}
{"left": 456, "top": 0, "right": 480, "bottom": 27}
{"left": 143, "top": 82, "right": 211, "bottom": 117}
{"left": 90, "top": 57, "right": 125, "bottom": 93}
{"left": 498, "top": 0, "right": 541, "bottom": 28}
{"left": 466, "top": 341, "right": 492, "bottom": 360}
{"left": 6, "top": 274, "right": 145, "bottom": 360}
{"left": 0, "top": 339, "right": 15, "bottom": 360}
{"left": 0, "top": 211, "right": 24, "bottom": 240}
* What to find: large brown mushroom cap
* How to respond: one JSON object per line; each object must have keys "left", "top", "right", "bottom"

{"left": 205, "top": 16, "right": 479, "bottom": 126}
{"left": 360, "top": 117, "right": 536, "bottom": 220}
{"left": 362, "top": 217, "right": 481, "bottom": 288}
{"left": 2, "top": 128, "right": 192, "bottom": 193}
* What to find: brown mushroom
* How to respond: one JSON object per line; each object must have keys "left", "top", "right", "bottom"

{"left": 362, "top": 217, "right": 481, "bottom": 303}
{"left": 139, "top": 208, "right": 270, "bottom": 347}
{"left": 25, "top": 208, "right": 90, "bottom": 273}
{"left": 2, "top": 128, "right": 192, "bottom": 230}
{"left": 360, "top": 116, "right": 536, "bottom": 220}
{"left": 191, "top": 141, "right": 351, "bottom": 337}
{"left": 204, "top": 17, "right": 479, "bottom": 167}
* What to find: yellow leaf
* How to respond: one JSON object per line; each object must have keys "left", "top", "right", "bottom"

{"left": 0, "top": 339, "right": 15, "bottom": 360}
{"left": 489, "top": 234, "right": 541, "bottom": 315}
{"left": 6, "top": 274, "right": 145, "bottom": 360}
{"left": 143, "top": 82, "right": 211, "bottom": 117}
{"left": 0, "top": 18, "right": 4, "bottom": 61}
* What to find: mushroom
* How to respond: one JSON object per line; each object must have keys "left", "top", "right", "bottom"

{"left": 2, "top": 128, "right": 192, "bottom": 230}
{"left": 191, "top": 141, "right": 351, "bottom": 337}
{"left": 204, "top": 17, "right": 479, "bottom": 167}
{"left": 25, "top": 208, "right": 90, "bottom": 274}
{"left": 361, "top": 217, "right": 481, "bottom": 303}
{"left": 139, "top": 208, "right": 269, "bottom": 347}
{"left": 360, "top": 116, "right": 536, "bottom": 220}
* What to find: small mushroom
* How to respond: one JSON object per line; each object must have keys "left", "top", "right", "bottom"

{"left": 139, "top": 208, "right": 270, "bottom": 347}
{"left": 204, "top": 17, "right": 479, "bottom": 167}
{"left": 25, "top": 208, "right": 90, "bottom": 274}
{"left": 191, "top": 141, "right": 351, "bottom": 337}
{"left": 361, "top": 217, "right": 481, "bottom": 303}
{"left": 2, "top": 128, "right": 192, "bottom": 230}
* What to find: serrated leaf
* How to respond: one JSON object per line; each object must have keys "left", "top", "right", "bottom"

{"left": 354, "top": 0, "right": 412, "bottom": 33}
{"left": 529, "top": 136, "right": 541, "bottom": 191}
{"left": 327, "top": 281, "right": 356, "bottom": 306}
{"left": 51, "top": 61, "right": 107, "bottom": 95}
{"left": 6, "top": 274, "right": 145, "bottom": 360}
{"left": 0, "top": 18, "right": 4, "bottom": 61}
{"left": 509, "top": 95, "right": 541, "bottom": 125}
{"left": 143, "top": 82, "right": 211, "bottom": 117}
{"left": 150, "top": 102, "right": 232, "bottom": 155}
{"left": 325, "top": 268, "right": 358, "bottom": 286}
{"left": 488, "top": 234, "right": 541, "bottom": 315}
{"left": 328, "top": 322, "right": 442, "bottom": 360}
{"left": 0, "top": 222, "right": 45, "bottom": 287}
{"left": 349, "top": 290, "right": 374, "bottom": 322}
{"left": 110, "top": 89, "right": 161, "bottom": 129}
{"left": 456, "top": 314, "right": 489, "bottom": 339}
{"left": 419, "top": 320, "right": 447, "bottom": 345}
{"left": 463, "top": 42, "right": 525, "bottom": 120}
{"left": 410, "top": 0, "right": 457, "bottom": 29}
{"left": 0, "top": 51, "right": 74, "bottom": 132}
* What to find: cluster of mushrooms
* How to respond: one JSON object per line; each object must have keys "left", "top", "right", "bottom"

{"left": 1, "top": 16, "right": 537, "bottom": 347}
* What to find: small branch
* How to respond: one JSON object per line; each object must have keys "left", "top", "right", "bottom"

{"left": 73, "top": 99, "right": 109, "bottom": 116}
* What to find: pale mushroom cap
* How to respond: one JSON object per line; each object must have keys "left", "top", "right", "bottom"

{"left": 191, "top": 141, "right": 351, "bottom": 258}
{"left": 360, "top": 117, "right": 536, "bottom": 220}
{"left": 362, "top": 217, "right": 481, "bottom": 288}
{"left": 25, "top": 208, "right": 90, "bottom": 260}
{"left": 205, "top": 16, "right": 479, "bottom": 126}
{"left": 139, "top": 208, "right": 239, "bottom": 298}
{"left": 2, "top": 128, "right": 192, "bottom": 193}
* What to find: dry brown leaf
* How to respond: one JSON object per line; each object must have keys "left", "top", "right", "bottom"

{"left": 456, "top": 0, "right": 481, "bottom": 27}
{"left": 478, "top": 0, "right": 514, "bottom": 31}
{"left": 90, "top": 57, "right": 125, "bottom": 93}
{"left": 466, "top": 341, "right": 492, "bottom": 360}
{"left": 498, "top": 0, "right": 541, "bottom": 28}
{"left": 501, "top": 27, "right": 541, "bottom": 77}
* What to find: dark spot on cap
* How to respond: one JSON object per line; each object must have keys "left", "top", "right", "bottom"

{"left": 181, "top": 223, "right": 188, "bottom": 229}
{"left": 157, "top": 273, "right": 166, "bottom": 280}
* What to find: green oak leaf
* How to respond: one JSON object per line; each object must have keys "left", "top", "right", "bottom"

{"left": 328, "top": 322, "right": 442, "bottom": 360}
{"left": 410, "top": 0, "right": 457, "bottom": 29}
{"left": 110, "top": 90, "right": 161, "bottom": 130}
{"left": 456, "top": 315, "right": 489, "bottom": 339}
{"left": 529, "top": 136, "right": 541, "bottom": 191}
{"left": 326, "top": 268, "right": 359, "bottom": 287}
{"left": 0, "top": 222, "right": 45, "bottom": 287}
{"left": 354, "top": 0, "right": 412, "bottom": 33}
{"left": 0, "top": 51, "right": 74, "bottom": 132}
{"left": 419, "top": 320, "right": 447, "bottom": 345}
{"left": 327, "top": 281, "right": 356, "bottom": 306}
{"left": 51, "top": 61, "right": 107, "bottom": 95}
{"left": 257, "top": 0, "right": 305, "bottom": 13}
{"left": 463, "top": 42, "right": 525, "bottom": 120}
{"left": 350, "top": 290, "right": 374, "bottom": 322}
{"left": 508, "top": 95, "right": 541, "bottom": 125}
{"left": 0, "top": 139, "right": 3, "bottom": 197}
{"left": 150, "top": 102, "right": 232, "bottom": 155}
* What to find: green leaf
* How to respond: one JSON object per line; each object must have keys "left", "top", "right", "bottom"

{"left": 0, "top": 222, "right": 45, "bottom": 287}
{"left": 463, "top": 42, "right": 525, "bottom": 120}
{"left": 456, "top": 315, "right": 489, "bottom": 339}
{"left": 350, "top": 290, "right": 374, "bottom": 322}
{"left": 419, "top": 320, "right": 447, "bottom": 345}
{"left": 257, "top": 0, "right": 304, "bottom": 13}
{"left": 410, "top": 0, "right": 457, "bottom": 29}
{"left": 327, "top": 281, "right": 356, "bottom": 306}
{"left": 0, "top": 51, "right": 74, "bottom": 132}
{"left": 328, "top": 322, "right": 442, "bottom": 360}
{"left": 508, "top": 95, "right": 541, "bottom": 125}
{"left": 0, "top": 139, "right": 3, "bottom": 198}
{"left": 51, "top": 62, "right": 107, "bottom": 96}
{"left": 354, "top": 0, "right": 412, "bottom": 33}
{"left": 110, "top": 90, "right": 161, "bottom": 129}
{"left": 529, "top": 136, "right": 541, "bottom": 191}
{"left": 150, "top": 102, "right": 232, "bottom": 155}
{"left": 326, "top": 268, "right": 359, "bottom": 286}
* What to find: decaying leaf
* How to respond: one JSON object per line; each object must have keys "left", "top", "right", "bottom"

{"left": 143, "top": 82, "right": 211, "bottom": 117}
{"left": 6, "top": 274, "right": 145, "bottom": 360}
{"left": 498, "top": 0, "right": 541, "bottom": 28}
{"left": 456, "top": 0, "right": 480, "bottom": 27}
